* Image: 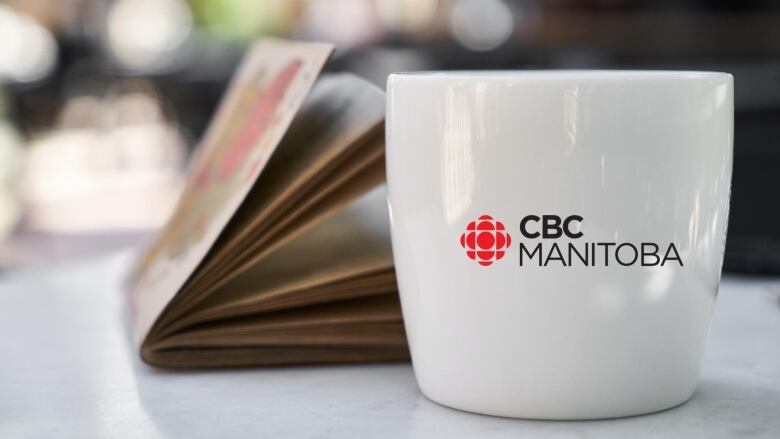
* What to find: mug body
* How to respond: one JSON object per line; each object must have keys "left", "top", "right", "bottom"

{"left": 386, "top": 71, "right": 733, "bottom": 419}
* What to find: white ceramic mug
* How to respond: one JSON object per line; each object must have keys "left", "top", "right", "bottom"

{"left": 386, "top": 71, "right": 733, "bottom": 419}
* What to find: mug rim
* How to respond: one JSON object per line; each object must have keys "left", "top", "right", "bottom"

{"left": 388, "top": 70, "right": 732, "bottom": 81}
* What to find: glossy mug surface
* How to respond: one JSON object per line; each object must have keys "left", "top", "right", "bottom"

{"left": 386, "top": 71, "right": 733, "bottom": 419}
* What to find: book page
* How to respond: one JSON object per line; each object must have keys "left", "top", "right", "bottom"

{"left": 161, "top": 185, "right": 396, "bottom": 335}
{"left": 154, "top": 294, "right": 403, "bottom": 350}
{"left": 126, "top": 40, "right": 333, "bottom": 343}
{"left": 152, "top": 75, "right": 388, "bottom": 328}
{"left": 179, "top": 75, "right": 385, "bottom": 295}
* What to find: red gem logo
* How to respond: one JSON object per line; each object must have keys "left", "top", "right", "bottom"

{"left": 460, "top": 215, "right": 512, "bottom": 266}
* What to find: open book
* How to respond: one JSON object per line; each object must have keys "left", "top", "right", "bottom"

{"left": 126, "top": 40, "right": 408, "bottom": 367}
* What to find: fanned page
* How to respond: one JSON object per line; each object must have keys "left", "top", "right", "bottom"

{"left": 127, "top": 40, "right": 407, "bottom": 367}
{"left": 145, "top": 187, "right": 406, "bottom": 367}
{"left": 127, "top": 40, "right": 333, "bottom": 343}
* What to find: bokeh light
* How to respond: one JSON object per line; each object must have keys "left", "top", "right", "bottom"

{"left": 0, "top": 5, "right": 57, "bottom": 83}
{"left": 450, "top": 0, "right": 514, "bottom": 51}
{"left": 106, "top": 0, "right": 192, "bottom": 71}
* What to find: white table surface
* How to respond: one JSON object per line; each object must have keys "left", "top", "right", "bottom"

{"left": 1, "top": 250, "right": 778, "bottom": 438}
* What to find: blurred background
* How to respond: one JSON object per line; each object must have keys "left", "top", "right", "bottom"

{"left": 0, "top": 0, "right": 777, "bottom": 272}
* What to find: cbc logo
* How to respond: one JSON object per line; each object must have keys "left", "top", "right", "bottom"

{"left": 459, "top": 215, "right": 512, "bottom": 266}
{"left": 459, "top": 214, "right": 583, "bottom": 267}
{"left": 458, "top": 214, "right": 681, "bottom": 268}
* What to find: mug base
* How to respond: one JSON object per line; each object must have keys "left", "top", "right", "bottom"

{"left": 419, "top": 384, "right": 698, "bottom": 420}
